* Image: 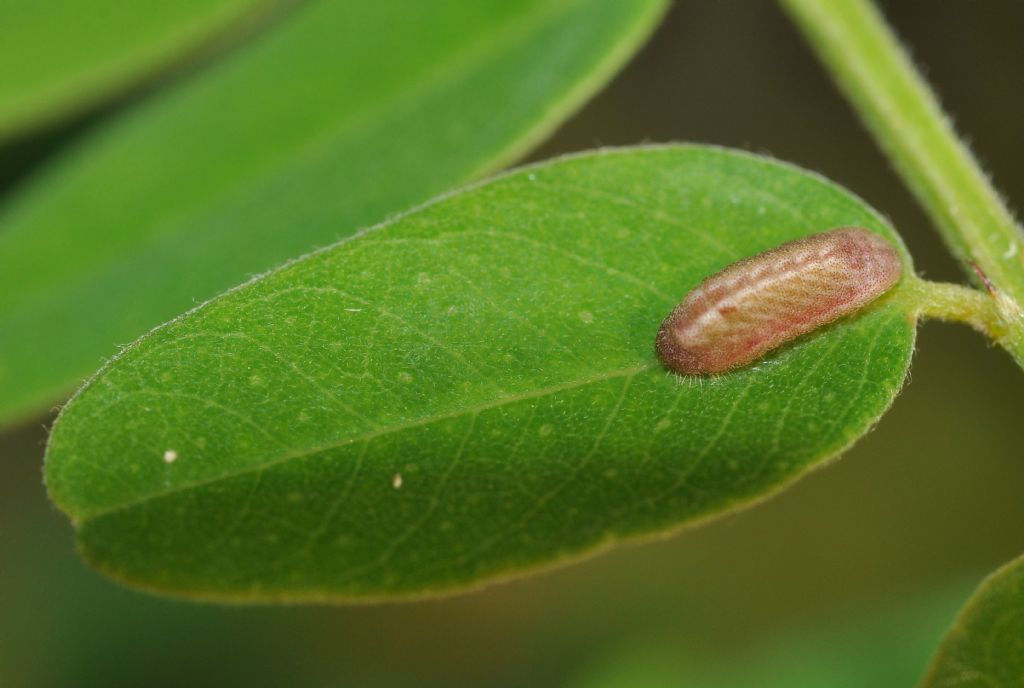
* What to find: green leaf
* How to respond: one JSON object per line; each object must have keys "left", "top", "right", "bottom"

{"left": 569, "top": 582, "right": 971, "bottom": 688}
{"left": 0, "top": 0, "right": 281, "bottom": 139}
{"left": 919, "top": 555, "right": 1024, "bottom": 687}
{"left": 0, "top": 0, "right": 667, "bottom": 427}
{"left": 45, "top": 145, "right": 917, "bottom": 602}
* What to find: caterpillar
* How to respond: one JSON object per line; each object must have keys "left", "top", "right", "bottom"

{"left": 656, "top": 227, "right": 902, "bottom": 375}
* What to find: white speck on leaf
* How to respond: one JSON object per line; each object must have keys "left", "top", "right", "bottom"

{"left": 163, "top": 449, "right": 178, "bottom": 463}
{"left": 344, "top": 307, "right": 363, "bottom": 312}
{"left": 392, "top": 473, "right": 403, "bottom": 489}
{"left": 1005, "top": 240, "right": 1019, "bottom": 259}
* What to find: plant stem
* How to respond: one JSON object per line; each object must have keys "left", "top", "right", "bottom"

{"left": 779, "top": 0, "right": 1024, "bottom": 368}
{"left": 896, "top": 278, "right": 1024, "bottom": 369}
{"left": 900, "top": 277, "right": 1003, "bottom": 338}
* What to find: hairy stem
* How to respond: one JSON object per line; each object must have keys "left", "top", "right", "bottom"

{"left": 779, "top": 0, "right": 1024, "bottom": 368}
{"left": 901, "top": 278, "right": 1002, "bottom": 337}
{"left": 895, "top": 277, "right": 1024, "bottom": 368}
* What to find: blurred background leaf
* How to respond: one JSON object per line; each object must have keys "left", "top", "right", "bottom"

{"left": 0, "top": 0, "right": 289, "bottom": 141}
{"left": 566, "top": 580, "right": 973, "bottom": 688}
{"left": 0, "top": 0, "right": 666, "bottom": 427}
{"left": 2, "top": 2, "right": 1023, "bottom": 687}
{"left": 920, "top": 554, "right": 1024, "bottom": 687}
{"left": 45, "top": 145, "right": 914, "bottom": 600}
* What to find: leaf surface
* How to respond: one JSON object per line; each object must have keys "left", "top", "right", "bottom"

{"left": 0, "top": 0, "right": 666, "bottom": 426}
{"left": 919, "top": 555, "right": 1024, "bottom": 687}
{"left": 0, "top": 0, "right": 281, "bottom": 139}
{"left": 45, "top": 145, "right": 917, "bottom": 601}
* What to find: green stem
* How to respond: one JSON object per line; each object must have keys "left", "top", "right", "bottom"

{"left": 901, "top": 278, "right": 1004, "bottom": 339}
{"left": 895, "top": 278, "right": 1024, "bottom": 368}
{"left": 779, "top": 0, "right": 1024, "bottom": 367}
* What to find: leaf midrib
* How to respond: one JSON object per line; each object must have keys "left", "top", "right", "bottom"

{"left": 72, "top": 362, "right": 653, "bottom": 523}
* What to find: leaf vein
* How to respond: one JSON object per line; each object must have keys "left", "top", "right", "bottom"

{"left": 78, "top": 364, "right": 651, "bottom": 522}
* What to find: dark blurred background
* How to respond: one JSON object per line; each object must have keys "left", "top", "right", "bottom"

{"left": 2, "top": 2, "right": 1023, "bottom": 686}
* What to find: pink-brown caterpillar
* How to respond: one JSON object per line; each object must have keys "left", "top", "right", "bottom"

{"left": 656, "top": 227, "right": 902, "bottom": 375}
